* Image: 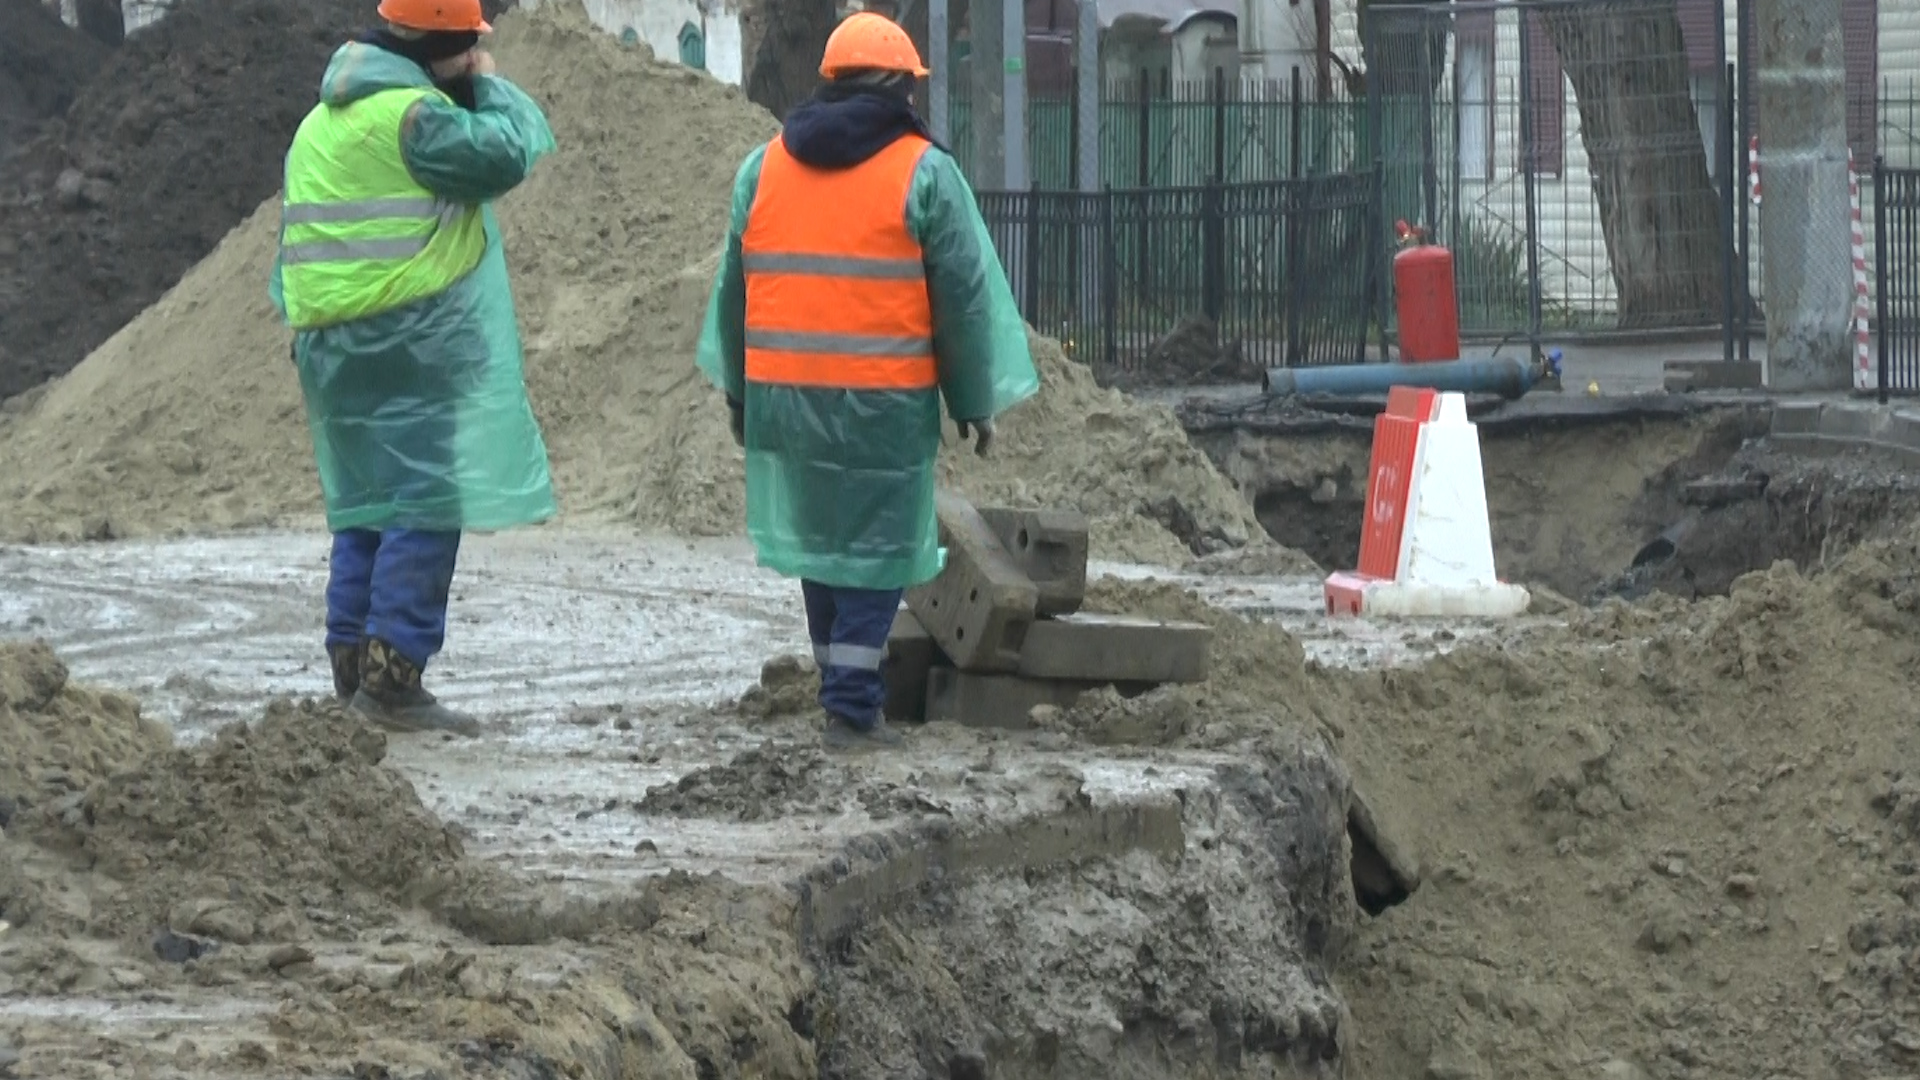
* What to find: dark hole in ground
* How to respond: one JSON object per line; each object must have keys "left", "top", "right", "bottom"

{"left": 1591, "top": 446, "right": 1920, "bottom": 602}
{"left": 1203, "top": 410, "right": 1790, "bottom": 600}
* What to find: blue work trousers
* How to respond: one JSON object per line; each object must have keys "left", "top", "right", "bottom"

{"left": 325, "top": 528, "right": 463, "bottom": 668}
{"left": 801, "top": 580, "right": 902, "bottom": 729}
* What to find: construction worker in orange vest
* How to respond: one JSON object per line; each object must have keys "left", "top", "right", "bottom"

{"left": 695, "top": 11, "right": 1038, "bottom": 750}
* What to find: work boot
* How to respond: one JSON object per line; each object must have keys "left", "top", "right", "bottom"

{"left": 822, "top": 713, "right": 904, "bottom": 750}
{"left": 326, "top": 642, "right": 361, "bottom": 701}
{"left": 349, "top": 638, "right": 481, "bottom": 738}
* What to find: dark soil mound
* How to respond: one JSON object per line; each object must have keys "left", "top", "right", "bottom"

{"left": 0, "top": 0, "right": 513, "bottom": 402}
{"left": 0, "top": 0, "right": 110, "bottom": 161}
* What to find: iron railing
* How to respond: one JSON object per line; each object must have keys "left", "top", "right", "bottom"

{"left": 1874, "top": 160, "right": 1920, "bottom": 398}
{"left": 976, "top": 170, "right": 1381, "bottom": 385}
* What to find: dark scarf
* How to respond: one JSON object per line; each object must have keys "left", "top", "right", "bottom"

{"left": 779, "top": 81, "right": 945, "bottom": 169}
{"left": 360, "top": 28, "right": 481, "bottom": 110}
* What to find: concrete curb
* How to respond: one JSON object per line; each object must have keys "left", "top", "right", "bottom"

{"left": 1766, "top": 400, "right": 1920, "bottom": 465}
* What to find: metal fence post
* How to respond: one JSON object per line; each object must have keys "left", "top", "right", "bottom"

{"left": 1372, "top": 158, "right": 1390, "bottom": 361}
{"left": 1213, "top": 66, "right": 1228, "bottom": 184}
{"left": 929, "top": 0, "right": 949, "bottom": 145}
{"left": 1103, "top": 186, "right": 1118, "bottom": 372}
{"left": 1723, "top": 60, "right": 1738, "bottom": 363}
{"left": 1287, "top": 182, "right": 1306, "bottom": 364}
{"left": 1518, "top": 5, "right": 1544, "bottom": 365}
{"left": 1203, "top": 181, "right": 1223, "bottom": 321}
{"left": 1024, "top": 181, "right": 1042, "bottom": 322}
{"left": 1738, "top": 0, "right": 1755, "bottom": 361}
{"left": 1877, "top": 156, "right": 1890, "bottom": 403}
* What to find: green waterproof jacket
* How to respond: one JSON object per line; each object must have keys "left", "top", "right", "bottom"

{"left": 270, "top": 43, "right": 558, "bottom": 534}
{"left": 694, "top": 140, "right": 1038, "bottom": 590}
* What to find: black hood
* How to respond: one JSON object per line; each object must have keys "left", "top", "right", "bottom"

{"left": 359, "top": 28, "right": 481, "bottom": 110}
{"left": 779, "top": 82, "right": 943, "bottom": 169}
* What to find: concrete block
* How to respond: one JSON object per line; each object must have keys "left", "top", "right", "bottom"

{"left": 1768, "top": 400, "right": 1825, "bottom": 436}
{"left": 1819, "top": 402, "right": 1887, "bottom": 441}
{"left": 924, "top": 668, "right": 1112, "bottom": 729}
{"left": 881, "top": 610, "right": 946, "bottom": 724}
{"left": 1661, "top": 360, "right": 1763, "bottom": 392}
{"left": 1886, "top": 408, "right": 1920, "bottom": 453}
{"left": 1016, "top": 614, "right": 1212, "bottom": 683}
{"left": 975, "top": 506, "right": 1089, "bottom": 616}
{"left": 906, "top": 492, "right": 1038, "bottom": 673}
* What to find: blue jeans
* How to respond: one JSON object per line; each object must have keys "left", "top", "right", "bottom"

{"left": 801, "top": 580, "right": 903, "bottom": 729}
{"left": 325, "top": 528, "right": 463, "bottom": 668}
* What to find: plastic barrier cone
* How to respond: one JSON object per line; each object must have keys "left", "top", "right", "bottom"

{"left": 1325, "top": 388, "right": 1529, "bottom": 618}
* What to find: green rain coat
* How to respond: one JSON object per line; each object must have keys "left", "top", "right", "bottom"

{"left": 694, "top": 140, "right": 1039, "bottom": 590}
{"left": 270, "top": 43, "right": 557, "bottom": 534}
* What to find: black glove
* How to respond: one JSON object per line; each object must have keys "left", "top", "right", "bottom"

{"left": 727, "top": 397, "right": 745, "bottom": 448}
{"left": 955, "top": 417, "right": 994, "bottom": 458}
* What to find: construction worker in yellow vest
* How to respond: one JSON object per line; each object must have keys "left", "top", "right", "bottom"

{"left": 270, "top": 0, "right": 556, "bottom": 737}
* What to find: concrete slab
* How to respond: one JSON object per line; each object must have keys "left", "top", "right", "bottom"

{"left": 975, "top": 506, "right": 1090, "bottom": 616}
{"left": 924, "top": 668, "right": 1115, "bottom": 729}
{"left": 1770, "top": 400, "right": 1825, "bottom": 436}
{"left": 1016, "top": 613, "right": 1212, "bottom": 683}
{"left": 1819, "top": 402, "right": 1888, "bottom": 441}
{"left": 881, "top": 609, "right": 944, "bottom": 724}
{"left": 905, "top": 492, "right": 1038, "bottom": 673}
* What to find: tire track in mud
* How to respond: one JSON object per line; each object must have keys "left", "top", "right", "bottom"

{"left": 0, "top": 533, "right": 803, "bottom": 740}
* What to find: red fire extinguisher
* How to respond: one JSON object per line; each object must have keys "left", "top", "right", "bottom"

{"left": 1393, "top": 220, "right": 1461, "bottom": 364}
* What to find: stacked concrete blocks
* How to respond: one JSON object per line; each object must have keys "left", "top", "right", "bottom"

{"left": 889, "top": 493, "right": 1214, "bottom": 729}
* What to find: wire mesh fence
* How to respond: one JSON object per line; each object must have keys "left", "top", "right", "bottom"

{"left": 974, "top": 171, "right": 1381, "bottom": 385}
{"left": 1363, "top": 0, "right": 1744, "bottom": 350}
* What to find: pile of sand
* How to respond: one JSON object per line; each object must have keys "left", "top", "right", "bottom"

{"left": 0, "top": 0, "right": 1297, "bottom": 572}
{"left": 1077, "top": 528, "right": 1920, "bottom": 1080}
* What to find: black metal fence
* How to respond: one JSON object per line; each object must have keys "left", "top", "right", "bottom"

{"left": 975, "top": 169, "right": 1381, "bottom": 384}
{"left": 1874, "top": 160, "right": 1920, "bottom": 399}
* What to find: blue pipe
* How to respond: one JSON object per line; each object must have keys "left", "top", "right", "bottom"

{"left": 1264, "top": 355, "right": 1550, "bottom": 401}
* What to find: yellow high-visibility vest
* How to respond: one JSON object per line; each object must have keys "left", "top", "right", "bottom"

{"left": 279, "top": 86, "right": 487, "bottom": 329}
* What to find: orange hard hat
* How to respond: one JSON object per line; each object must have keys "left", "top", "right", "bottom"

{"left": 377, "top": 0, "right": 491, "bottom": 34}
{"left": 819, "top": 11, "right": 930, "bottom": 79}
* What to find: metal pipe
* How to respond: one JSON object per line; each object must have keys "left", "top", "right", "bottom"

{"left": 1263, "top": 356, "right": 1541, "bottom": 400}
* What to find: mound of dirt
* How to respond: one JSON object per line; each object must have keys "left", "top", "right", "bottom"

{"left": 1079, "top": 529, "right": 1920, "bottom": 1080}
{"left": 0, "top": 0, "right": 521, "bottom": 402}
{"left": 0, "top": 639, "right": 172, "bottom": 817}
{"left": 0, "top": 1, "right": 1301, "bottom": 573}
{"left": 0, "top": 0, "right": 108, "bottom": 162}
{"left": 14, "top": 695, "right": 469, "bottom": 945}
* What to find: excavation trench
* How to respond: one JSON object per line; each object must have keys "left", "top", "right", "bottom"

{"left": 1188, "top": 403, "right": 1920, "bottom": 603}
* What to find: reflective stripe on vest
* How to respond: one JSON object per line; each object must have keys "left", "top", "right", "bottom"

{"left": 279, "top": 86, "right": 488, "bottom": 330}
{"left": 739, "top": 134, "right": 938, "bottom": 392}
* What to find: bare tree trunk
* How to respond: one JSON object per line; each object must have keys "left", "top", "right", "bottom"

{"left": 1540, "top": 3, "right": 1725, "bottom": 328}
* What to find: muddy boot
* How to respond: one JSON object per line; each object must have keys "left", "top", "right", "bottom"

{"left": 349, "top": 638, "right": 480, "bottom": 737}
{"left": 326, "top": 642, "right": 361, "bottom": 702}
{"left": 822, "top": 713, "right": 904, "bottom": 750}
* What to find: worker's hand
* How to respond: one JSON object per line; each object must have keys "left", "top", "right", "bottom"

{"left": 466, "top": 50, "right": 496, "bottom": 77}
{"left": 727, "top": 398, "right": 745, "bottom": 448}
{"left": 955, "top": 417, "right": 994, "bottom": 457}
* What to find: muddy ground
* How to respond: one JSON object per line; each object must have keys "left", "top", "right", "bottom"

{"left": 1, "top": 532, "right": 1504, "bottom": 1080}
{"left": 10, "top": 432, "right": 1920, "bottom": 1080}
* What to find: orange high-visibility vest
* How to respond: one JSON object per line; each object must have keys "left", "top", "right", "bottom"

{"left": 740, "top": 132, "right": 939, "bottom": 392}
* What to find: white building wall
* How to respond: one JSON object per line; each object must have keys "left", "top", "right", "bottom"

{"left": 543, "top": 0, "right": 744, "bottom": 85}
